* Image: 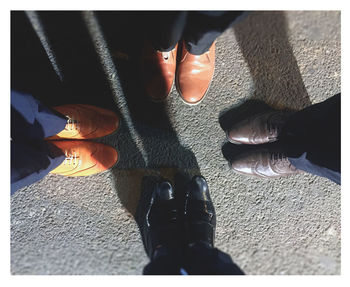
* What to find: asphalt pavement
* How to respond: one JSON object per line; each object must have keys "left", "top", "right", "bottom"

{"left": 10, "top": 11, "right": 341, "bottom": 275}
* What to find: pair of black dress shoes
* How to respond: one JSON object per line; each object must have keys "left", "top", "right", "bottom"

{"left": 141, "top": 175, "right": 216, "bottom": 260}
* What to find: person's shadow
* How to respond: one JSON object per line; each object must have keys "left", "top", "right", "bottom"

{"left": 11, "top": 11, "right": 200, "bottom": 218}
{"left": 93, "top": 11, "right": 201, "bottom": 215}
{"left": 219, "top": 11, "right": 312, "bottom": 161}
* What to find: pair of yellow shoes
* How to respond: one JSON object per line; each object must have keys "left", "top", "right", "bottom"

{"left": 47, "top": 104, "right": 119, "bottom": 177}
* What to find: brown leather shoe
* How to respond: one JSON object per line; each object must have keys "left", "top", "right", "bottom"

{"left": 176, "top": 41, "right": 215, "bottom": 105}
{"left": 141, "top": 43, "right": 178, "bottom": 102}
{"left": 46, "top": 104, "right": 119, "bottom": 140}
{"left": 231, "top": 149, "right": 302, "bottom": 178}
{"left": 227, "top": 111, "right": 292, "bottom": 145}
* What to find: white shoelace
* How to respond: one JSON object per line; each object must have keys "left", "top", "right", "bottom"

{"left": 65, "top": 116, "right": 80, "bottom": 131}
{"left": 63, "top": 150, "right": 81, "bottom": 166}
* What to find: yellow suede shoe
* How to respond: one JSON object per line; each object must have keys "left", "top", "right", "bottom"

{"left": 47, "top": 104, "right": 119, "bottom": 140}
{"left": 49, "top": 141, "right": 118, "bottom": 177}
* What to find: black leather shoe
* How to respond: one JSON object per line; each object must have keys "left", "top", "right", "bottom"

{"left": 143, "top": 179, "right": 182, "bottom": 259}
{"left": 185, "top": 176, "right": 216, "bottom": 248}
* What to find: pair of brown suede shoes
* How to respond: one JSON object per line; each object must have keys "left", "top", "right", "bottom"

{"left": 226, "top": 111, "right": 303, "bottom": 179}
{"left": 141, "top": 41, "right": 215, "bottom": 105}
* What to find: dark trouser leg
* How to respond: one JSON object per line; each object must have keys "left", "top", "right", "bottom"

{"left": 11, "top": 141, "right": 65, "bottom": 195}
{"left": 183, "top": 11, "right": 246, "bottom": 55}
{"left": 183, "top": 242, "right": 244, "bottom": 275}
{"left": 148, "top": 12, "right": 188, "bottom": 52}
{"left": 11, "top": 90, "right": 67, "bottom": 141}
{"left": 143, "top": 247, "right": 183, "bottom": 275}
{"left": 143, "top": 243, "right": 244, "bottom": 275}
{"left": 279, "top": 94, "right": 340, "bottom": 184}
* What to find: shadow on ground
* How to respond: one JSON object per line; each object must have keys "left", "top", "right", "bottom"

{"left": 12, "top": 9, "right": 312, "bottom": 243}
{"left": 219, "top": 11, "right": 311, "bottom": 163}
{"left": 11, "top": 11, "right": 200, "bottom": 218}
{"left": 234, "top": 11, "right": 311, "bottom": 110}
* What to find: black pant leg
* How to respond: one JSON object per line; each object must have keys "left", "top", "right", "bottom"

{"left": 279, "top": 94, "right": 341, "bottom": 184}
{"left": 148, "top": 11, "right": 188, "bottom": 52}
{"left": 143, "top": 247, "right": 183, "bottom": 275}
{"left": 143, "top": 243, "right": 244, "bottom": 275}
{"left": 183, "top": 11, "right": 246, "bottom": 55}
{"left": 183, "top": 242, "right": 245, "bottom": 275}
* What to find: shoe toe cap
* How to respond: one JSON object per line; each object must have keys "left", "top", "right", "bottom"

{"left": 157, "top": 181, "right": 174, "bottom": 200}
{"left": 104, "top": 113, "right": 120, "bottom": 133}
{"left": 179, "top": 83, "right": 206, "bottom": 104}
{"left": 189, "top": 176, "right": 209, "bottom": 200}
{"left": 93, "top": 144, "right": 118, "bottom": 170}
{"left": 146, "top": 76, "right": 173, "bottom": 102}
{"left": 227, "top": 126, "right": 251, "bottom": 144}
{"left": 231, "top": 158, "right": 254, "bottom": 175}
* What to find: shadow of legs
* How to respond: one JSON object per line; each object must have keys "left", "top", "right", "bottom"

{"left": 219, "top": 99, "right": 274, "bottom": 132}
{"left": 94, "top": 12, "right": 200, "bottom": 215}
{"left": 234, "top": 11, "right": 311, "bottom": 110}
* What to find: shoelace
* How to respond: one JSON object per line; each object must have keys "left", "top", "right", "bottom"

{"left": 267, "top": 123, "right": 280, "bottom": 135}
{"left": 269, "top": 152, "right": 297, "bottom": 170}
{"left": 270, "top": 152, "right": 288, "bottom": 164}
{"left": 63, "top": 150, "right": 81, "bottom": 166}
{"left": 270, "top": 152, "right": 300, "bottom": 174}
{"left": 266, "top": 115, "right": 286, "bottom": 140}
{"left": 65, "top": 116, "right": 80, "bottom": 131}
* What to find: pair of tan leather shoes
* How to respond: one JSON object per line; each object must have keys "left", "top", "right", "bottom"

{"left": 141, "top": 41, "right": 215, "bottom": 105}
{"left": 46, "top": 104, "right": 119, "bottom": 177}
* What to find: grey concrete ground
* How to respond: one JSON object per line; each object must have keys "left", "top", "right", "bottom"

{"left": 11, "top": 11, "right": 341, "bottom": 275}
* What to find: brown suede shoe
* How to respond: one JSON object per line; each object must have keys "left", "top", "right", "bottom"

{"left": 231, "top": 149, "right": 302, "bottom": 178}
{"left": 227, "top": 111, "right": 292, "bottom": 145}
{"left": 176, "top": 41, "right": 215, "bottom": 105}
{"left": 141, "top": 43, "right": 178, "bottom": 102}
